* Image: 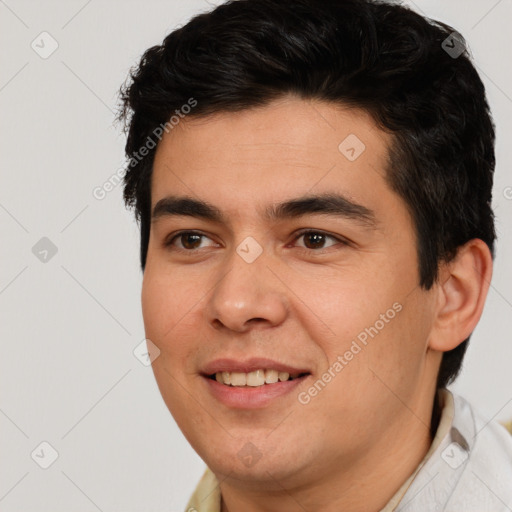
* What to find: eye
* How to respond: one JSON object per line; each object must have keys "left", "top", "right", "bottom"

{"left": 165, "top": 231, "right": 218, "bottom": 251}
{"left": 164, "top": 229, "right": 348, "bottom": 253}
{"left": 292, "top": 230, "right": 347, "bottom": 251}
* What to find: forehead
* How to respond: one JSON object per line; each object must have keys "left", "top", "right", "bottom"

{"left": 151, "top": 96, "right": 398, "bottom": 222}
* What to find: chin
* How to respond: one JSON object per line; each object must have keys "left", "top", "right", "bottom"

{"left": 211, "top": 458, "right": 303, "bottom": 490}
{"left": 201, "top": 440, "right": 308, "bottom": 485}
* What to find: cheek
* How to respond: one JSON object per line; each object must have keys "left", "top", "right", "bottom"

{"left": 141, "top": 270, "right": 172, "bottom": 340}
{"left": 361, "top": 291, "right": 435, "bottom": 398}
{"left": 141, "top": 265, "right": 203, "bottom": 358}
{"left": 302, "top": 269, "right": 395, "bottom": 355}
{"left": 141, "top": 268, "right": 206, "bottom": 414}
{"left": 311, "top": 269, "right": 427, "bottom": 389}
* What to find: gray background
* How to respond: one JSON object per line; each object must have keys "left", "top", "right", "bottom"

{"left": 1, "top": 0, "right": 511, "bottom": 510}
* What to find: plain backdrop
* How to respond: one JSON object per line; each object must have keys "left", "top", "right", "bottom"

{"left": 1, "top": 0, "right": 511, "bottom": 510}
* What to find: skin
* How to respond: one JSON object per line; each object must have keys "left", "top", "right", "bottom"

{"left": 142, "top": 95, "right": 492, "bottom": 512}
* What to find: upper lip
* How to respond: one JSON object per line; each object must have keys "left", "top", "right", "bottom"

{"left": 201, "top": 358, "right": 311, "bottom": 376}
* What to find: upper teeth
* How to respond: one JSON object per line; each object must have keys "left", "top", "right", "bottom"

{"left": 214, "top": 369, "right": 299, "bottom": 387}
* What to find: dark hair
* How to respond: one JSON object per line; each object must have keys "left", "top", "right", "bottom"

{"left": 117, "top": 0, "right": 496, "bottom": 389}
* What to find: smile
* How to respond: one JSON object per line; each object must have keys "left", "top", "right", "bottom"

{"left": 210, "top": 369, "right": 308, "bottom": 387}
{"left": 201, "top": 357, "right": 312, "bottom": 408}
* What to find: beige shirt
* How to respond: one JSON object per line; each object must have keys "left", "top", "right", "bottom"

{"left": 184, "top": 389, "right": 512, "bottom": 511}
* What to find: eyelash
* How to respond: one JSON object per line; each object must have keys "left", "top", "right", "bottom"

{"left": 164, "top": 229, "right": 348, "bottom": 254}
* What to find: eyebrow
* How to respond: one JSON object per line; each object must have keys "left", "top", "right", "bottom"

{"left": 151, "top": 193, "right": 376, "bottom": 228}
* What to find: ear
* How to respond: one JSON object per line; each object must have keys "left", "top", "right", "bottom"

{"left": 428, "top": 239, "right": 493, "bottom": 352}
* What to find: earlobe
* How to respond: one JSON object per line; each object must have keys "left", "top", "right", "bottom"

{"left": 428, "top": 239, "right": 493, "bottom": 353}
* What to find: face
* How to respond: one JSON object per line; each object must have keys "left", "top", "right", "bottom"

{"left": 142, "top": 95, "right": 441, "bottom": 490}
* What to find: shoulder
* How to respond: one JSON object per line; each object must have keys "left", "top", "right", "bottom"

{"left": 396, "top": 390, "right": 512, "bottom": 511}
{"left": 447, "top": 391, "right": 512, "bottom": 510}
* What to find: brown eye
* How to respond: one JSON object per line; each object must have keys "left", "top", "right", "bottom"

{"left": 302, "top": 232, "right": 328, "bottom": 249}
{"left": 295, "top": 231, "right": 341, "bottom": 250}
{"left": 180, "top": 233, "right": 203, "bottom": 250}
{"left": 165, "top": 231, "right": 216, "bottom": 251}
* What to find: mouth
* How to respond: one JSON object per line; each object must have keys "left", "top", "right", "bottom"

{"left": 200, "top": 357, "right": 312, "bottom": 409}
{"left": 200, "top": 358, "right": 312, "bottom": 408}
{"left": 207, "top": 369, "right": 310, "bottom": 387}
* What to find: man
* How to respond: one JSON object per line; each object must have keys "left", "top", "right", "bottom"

{"left": 117, "top": 0, "right": 512, "bottom": 510}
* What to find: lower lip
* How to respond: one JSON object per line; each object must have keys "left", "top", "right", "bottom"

{"left": 202, "top": 375, "right": 309, "bottom": 409}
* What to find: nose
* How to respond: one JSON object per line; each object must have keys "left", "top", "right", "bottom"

{"left": 206, "top": 246, "right": 289, "bottom": 333}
